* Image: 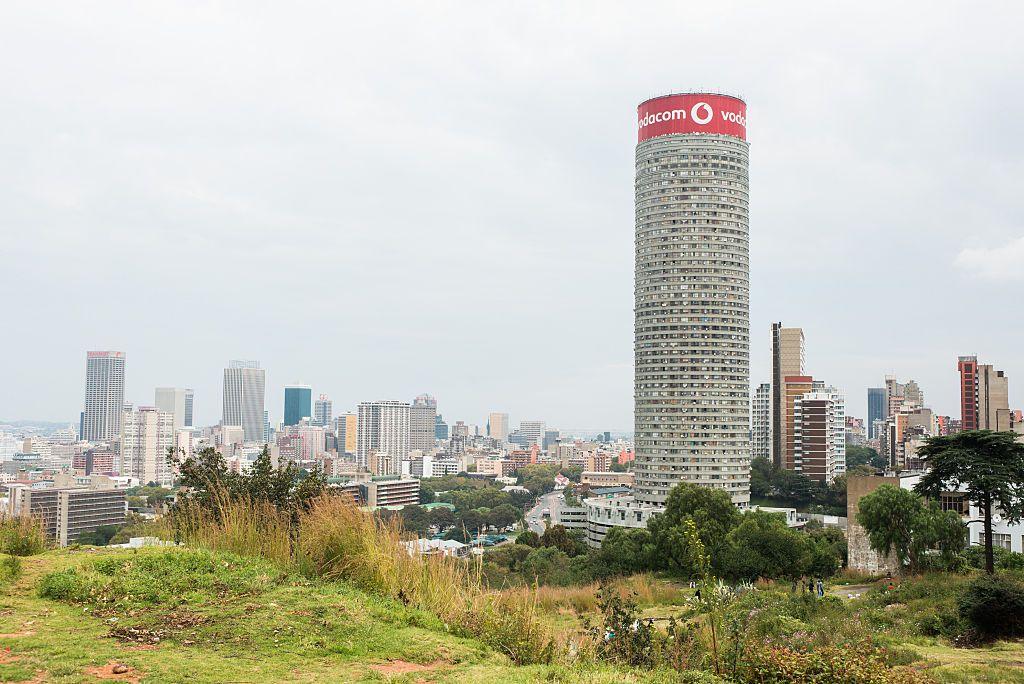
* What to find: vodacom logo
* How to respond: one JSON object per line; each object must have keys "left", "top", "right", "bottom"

{"left": 690, "top": 102, "right": 714, "bottom": 125}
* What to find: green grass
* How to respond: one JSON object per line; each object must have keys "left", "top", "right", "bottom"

{"left": 2, "top": 547, "right": 685, "bottom": 683}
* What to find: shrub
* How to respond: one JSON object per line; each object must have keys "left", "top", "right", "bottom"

{"left": 38, "top": 568, "right": 90, "bottom": 602}
{"left": 0, "top": 555, "right": 22, "bottom": 585}
{"left": 958, "top": 573, "right": 1024, "bottom": 639}
{"left": 0, "top": 515, "right": 47, "bottom": 556}
{"left": 740, "top": 641, "right": 931, "bottom": 683}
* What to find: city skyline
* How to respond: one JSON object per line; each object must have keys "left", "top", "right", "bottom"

{"left": 2, "top": 4, "right": 1023, "bottom": 427}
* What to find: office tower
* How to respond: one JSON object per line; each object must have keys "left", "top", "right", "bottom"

{"left": 634, "top": 93, "right": 751, "bottom": 506}
{"left": 867, "top": 388, "right": 885, "bottom": 439}
{"left": 154, "top": 387, "right": 195, "bottom": 431}
{"left": 782, "top": 376, "right": 816, "bottom": 470}
{"left": 263, "top": 410, "right": 273, "bottom": 444}
{"left": 518, "top": 421, "right": 546, "bottom": 447}
{"left": 120, "top": 407, "right": 175, "bottom": 486}
{"left": 356, "top": 401, "right": 410, "bottom": 473}
{"left": 222, "top": 360, "right": 266, "bottom": 443}
{"left": 283, "top": 385, "right": 312, "bottom": 426}
{"left": 959, "top": 356, "right": 1011, "bottom": 431}
{"left": 543, "top": 429, "right": 560, "bottom": 451}
{"left": 410, "top": 394, "right": 437, "bottom": 452}
{"left": 335, "top": 413, "right": 357, "bottom": 454}
{"left": 82, "top": 351, "right": 126, "bottom": 443}
{"left": 313, "top": 394, "right": 333, "bottom": 427}
{"left": 488, "top": 412, "right": 510, "bottom": 441}
{"left": 435, "top": 414, "right": 449, "bottom": 440}
{"left": 793, "top": 387, "right": 846, "bottom": 482}
{"left": 771, "top": 324, "right": 805, "bottom": 468}
{"left": 451, "top": 421, "right": 469, "bottom": 438}
{"left": 752, "top": 383, "right": 771, "bottom": 462}
{"left": 296, "top": 424, "right": 326, "bottom": 461}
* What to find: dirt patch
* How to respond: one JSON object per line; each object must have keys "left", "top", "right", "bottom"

{"left": 0, "top": 630, "right": 35, "bottom": 638}
{"left": 108, "top": 625, "right": 168, "bottom": 645}
{"left": 84, "top": 661, "right": 143, "bottom": 682}
{"left": 0, "top": 647, "right": 20, "bottom": 663}
{"left": 370, "top": 660, "right": 448, "bottom": 675}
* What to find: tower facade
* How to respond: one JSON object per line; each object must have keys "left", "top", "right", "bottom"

{"left": 222, "top": 361, "right": 266, "bottom": 443}
{"left": 633, "top": 93, "right": 751, "bottom": 506}
{"left": 409, "top": 394, "right": 438, "bottom": 452}
{"left": 283, "top": 385, "right": 312, "bottom": 426}
{"left": 82, "top": 351, "right": 126, "bottom": 443}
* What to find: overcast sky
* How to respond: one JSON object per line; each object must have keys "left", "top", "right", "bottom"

{"left": 2, "top": 2, "right": 1022, "bottom": 432}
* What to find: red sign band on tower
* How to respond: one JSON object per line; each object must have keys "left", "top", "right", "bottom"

{"left": 637, "top": 93, "right": 746, "bottom": 142}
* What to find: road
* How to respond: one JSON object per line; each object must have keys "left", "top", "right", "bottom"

{"left": 525, "top": 490, "right": 563, "bottom": 535}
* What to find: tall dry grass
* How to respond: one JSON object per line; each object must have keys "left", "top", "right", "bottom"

{"left": 0, "top": 514, "right": 47, "bottom": 556}
{"left": 520, "top": 573, "right": 685, "bottom": 614}
{"left": 170, "top": 492, "right": 554, "bottom": 664}
{"left": 171, "top": 491, "right": 293, "bottom": 567}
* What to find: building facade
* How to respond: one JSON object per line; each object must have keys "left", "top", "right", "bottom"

{"left": 752, "top": 382, "right": 771, "bottom": 462}
{"left": 633, "top": 93, "right": 751, "bottom": 507}
{"left": 313, "top": 394, "right": 333, "bottom": 427}
{"left": 867, "top": 387, "right": 885, "bottom": 440}
{"left": 410, "top": 394, "right": 437, "bottom": 453}
{"left": 357, "top": 401, "right": 410, "bottom": 474}
{"left": 771, "top": 325, "right": 804, "bottom": 468}
{"left": 283, "top": 385, "right": 312, "bottom": 426}
{"left": 792, "top": 388, "right": 846, "bottom": 482}
{"left": 121, "top": 407, "right": 176, "bottom": 486}
{"left": 82, "top": 351, "right": 126, "bottom": 443}
{"left": 518, "top": 421, "right": 546, "bottom": 447}
{"left": 222, "top": 361, "right": 266, "bottom": 443}
{"left": 488, "top": 412, "right": 510, "bottom": 441}
{"left": 154, "top": 387, "right": 194, "bottom": 431}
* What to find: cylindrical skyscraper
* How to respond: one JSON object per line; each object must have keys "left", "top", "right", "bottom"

{"left": 633, "top": 93, "right": 750, "bottom": 507}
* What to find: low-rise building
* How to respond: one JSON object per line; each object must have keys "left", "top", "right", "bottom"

{"left": 581, "top": 471, "right": 635, "bottom": 487}
{"left": 583, "top": 495, "right": 659, "bottom": 548}
{"left": 7, "top": 484, "right": 126, "bottom": 547}
{"left": 361, "top": 477, "right": 420, "bottom": 508}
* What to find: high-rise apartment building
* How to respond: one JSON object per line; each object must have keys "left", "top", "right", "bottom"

{"left": 634, "top": 93, "right": 750, "bottom": 506}
{"left": 410, "top": 394, "right": 437, "bottom": 453}
{"left": 82, "top": 351, "right": 126, "bottom": 443}
{"left": 793, "top": 388, "right": 846, "bottom": 482}
{"left": 782, "top": 376, "right": 816, "bottom": 471}
{"left": 488, "top": 412, "right": 510, "bottom": 441}
{"left": 222, "top": 361, "right": 266, "bottom": 443}
{"left": 959, "top": 356, "right": 1011, "bottom": 431}
{"left": 356, "top": 401, "right": 410, "bottom": 474}
{"left": 867, "top": 388, "right": 885, "bottom": 439}
{"left": 771, "top": 324, "right": 805, "bottom": 468}
{"left": 154, "top": 387, "right": 194, "bottom": 432}
{"left": 121, "top": 406, "right": 175, "bottom": 486}
{"left": 313, "top": 394, "right": 332, "bottom": 427}
{"left": 752, "top": 383, "right": 771, "bottom": 462}
{"left": 283, "top": 385, "right": 312, "bottom": 426}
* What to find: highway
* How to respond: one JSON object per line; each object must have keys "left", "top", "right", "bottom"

{"left": 525, "top": 490, "right": 563, "bottom": 535}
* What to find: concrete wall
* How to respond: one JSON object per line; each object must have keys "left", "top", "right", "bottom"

{"left": 847, "top": 475, "right": 900, "bottom": 574}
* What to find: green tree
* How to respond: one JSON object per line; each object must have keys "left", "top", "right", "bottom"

{"left": 857, "top": 484, "right": 966, "bottom": 574}
{"left": 915, "top": 430, "right": 1024, "bottom": 574}
{"left": 597, "top": 527, "right": 654, "bottom": 575}
{"left": 487, "top": 504, "right": 521, "bottom": 530}
{"left": 540, "top": 524, "right": 584, "bottom": 557}
{"left": 516, "top": 530, "right": 541, "bottom": 548}
{"left": 647, "top": 483, "right": 740, "bottom": 575}
{"left": 719, "top": 510, "right": 810, "bottom": 581}
{"left": 428, "top": 507, "right": 456, "bottom": 530}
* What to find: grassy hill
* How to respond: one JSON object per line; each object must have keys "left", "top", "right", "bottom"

{"left": 0, "top": 546, "right": 678, "bottom": 683}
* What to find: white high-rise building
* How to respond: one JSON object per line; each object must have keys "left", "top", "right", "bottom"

{"left": 121, "top": 407, "right": 175, "bottom": 486}
{"left": 222, "top": 361, "right": 266, "bottom": 443}
{"left": 488, "top": 412, "right": 510, "bottom": 441}
{"left": 82, "top": 351, "right": 126, "bottom": 443}
{"left": 519, "top": 421, "right": 546, "bottom": 447}
{"left": 633, "top": 93, "right": 751, "bottom": 507}
{"left": 357, "top": 401, "right": 410, "bottom": 475}
{"left": 409, "top": 394, "right": 437, "bottom": 453}
{"left": 154, "top": 387, "right": 194, "bottom": 432}
{"left": 752, "top": 383, "right": 771, "bottom": 462}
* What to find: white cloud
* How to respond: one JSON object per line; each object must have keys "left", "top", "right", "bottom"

{"left": 955, "top": 237, "right": 1024, "bottom": 281}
